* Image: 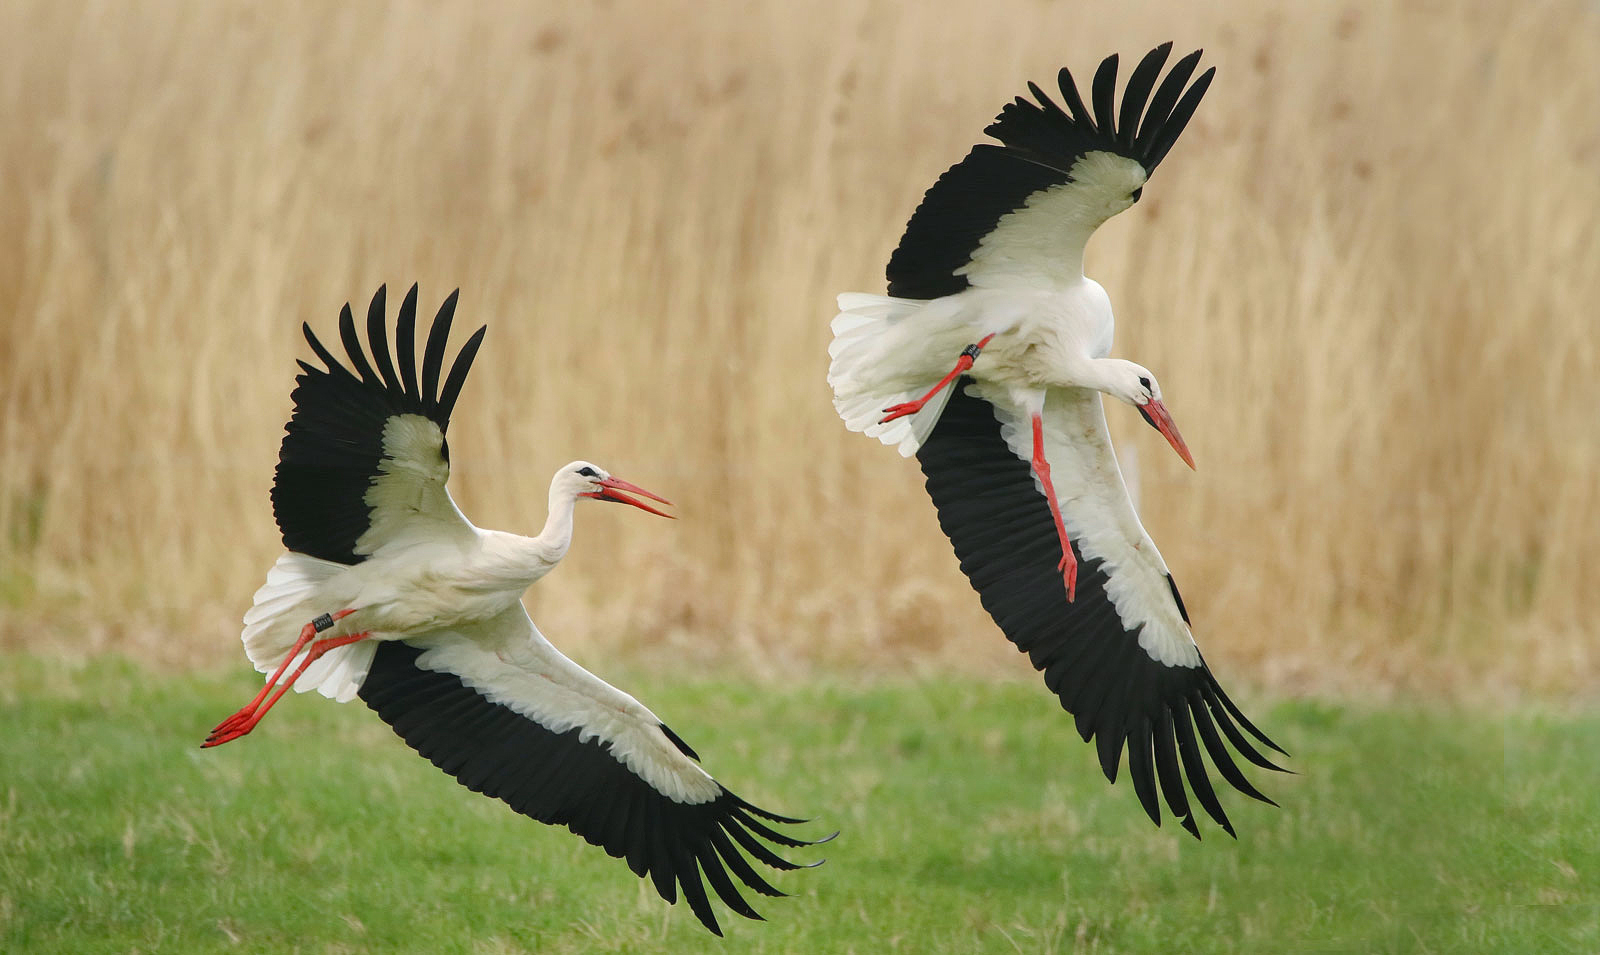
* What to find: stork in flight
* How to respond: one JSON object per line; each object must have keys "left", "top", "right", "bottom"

{"left": 204, "top": 285, "right": 825, "bottom": 934}
{"left": 828, "top": 44, "right": 1286, "bottom": 837}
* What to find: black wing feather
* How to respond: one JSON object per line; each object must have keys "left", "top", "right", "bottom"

{"left": 338, "top": 304, "right": 378, "bottom": 386}
{"left": 1172, "top": 698, "right": 1232, "bottom": 835}
{"left": 1055, "top": 67, "right": 1094, "bottom": 128}
{"left": 1190, "top": 693, "right": 1276, "bottom": 805}
{"left": 885, "top": 45, "right": 1213, "bottom": 299}
{"left": 710, "top": 827, "right": 786, "bottom": 898}
{"left": 1089, "top": 53, "right": 1120, "bottom": 140}
{"left": 357, "top": 640, "right": 823, "bottom": 936}
{"left": 1152, "top": 709, "right": 1197, "bottom": 837}
{"left": 298, "top": 329, "right": 346, "bottom": 385}
{"left": 395, "top": 285, "right": 420, "bottom": 400}
{"left": 1117, "top": 43, "right": 1171, "bottom": 150}
{"left": 1134, "top": 49, "right": 1203, "bottom": 155}
{"left": 436, "top": 324, "right": 487, "bottom": 423}
{"left": 722, "top": 818, "right": 811, "bottom": 872}
{"left": 1125, "top": 721, "right": 1160, "bottom": 826}
{"left": 915, "top": 382, "right": 1285, "bottom": 838}
{"left": 271, "top": 285, "right": 478, "bottom": 565}
{"left": 365, "top": 285, "right": 404, "bottom": 397}
{"left": 673, "top": 843, "right": 719, "bottom": 934}
{"left": 420, "top": 290, "right": 457, "bottom": 415}
{"left": 1144, "top": 67, "right": 1216, "bottom": 174}
{"left": 697, "top": 843, "right": 761, "bottom": 921}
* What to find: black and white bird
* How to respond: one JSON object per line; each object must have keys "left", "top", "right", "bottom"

{"left": 205, "top": 285, "right": 825, "bottom": 934}
{"left": 828, "top": 44, "right": 1286, "bottom": 837}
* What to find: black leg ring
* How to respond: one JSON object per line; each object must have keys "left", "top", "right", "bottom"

{"left": 312, "top": 613, "right": 335, "bottom": 633}
{"left": 961, "top": 342, "right": 983, "bottom": 360}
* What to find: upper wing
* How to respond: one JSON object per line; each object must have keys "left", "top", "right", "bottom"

{"left": 886, "top": 43, "right": 1214, "bottom": 298}
{"left": 356, "top": 605, "right": 825, "bottom": 936}
{"left": 272, "top": 284, "right": 486, "bottom": 565}
{"left": 915, "top": 380, "right": 1285, "bottom": 837}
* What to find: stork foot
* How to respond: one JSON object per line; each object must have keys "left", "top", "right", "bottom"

{"left": 879, "top": 335, "right": 995, "bottom": 425}
{"left": 208, "top": 704, "right": 259, "bottom": 740}
{"left": 203, "top": 714, "right": 265, "bottom": 747}
{"left": 1059, "top": 551, "right": 1078, "bottom": 603}
{"left": 880, "top": 398, "right": 932, "bottom": 424}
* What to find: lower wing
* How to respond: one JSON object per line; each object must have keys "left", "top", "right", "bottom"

{"left": 356, "top": 604, "right": 827, "bottom": 934}
{"left": 916, "top": 380, "right": 1286, "bottom": 837}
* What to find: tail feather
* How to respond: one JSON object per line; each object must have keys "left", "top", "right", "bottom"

{"left": 827, "top": 293, "right": 948, "bottom": 457}
{"left": 241, "top": 553, "right": 374, "bottom": 703}
{"left": 833, "top": 386, "right": 955, "bottom": 457}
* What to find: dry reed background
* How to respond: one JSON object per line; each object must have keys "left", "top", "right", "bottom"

{"left": 1, "top": 0, "right": 1596, "bottom": 699}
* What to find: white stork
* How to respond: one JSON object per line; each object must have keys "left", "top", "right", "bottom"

{"left": 828, "top": 44, "right": 1286, "bottom": 837}
{"left": 204, "top": 285, "right": 825, "bottom": 934}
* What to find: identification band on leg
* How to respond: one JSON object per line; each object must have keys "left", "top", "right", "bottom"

{"left": 312, "top": 613, "right": 335, "bottom": 633}
{"left": 961, "top": 343, "right": 983, "bottom": 360}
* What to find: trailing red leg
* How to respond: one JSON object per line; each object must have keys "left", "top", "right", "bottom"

{"left": 203, "top": 610, "right": 357, "bottom": 746}
{"left": 880, "top": 334, "right": 995, "bottom": 424}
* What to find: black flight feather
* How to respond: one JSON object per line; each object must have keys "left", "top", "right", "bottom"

{"left": 395, "top": 284, "right": 420, "bottom": 400}
{"left": 365, "top": 285, "right": 403, "bottom": 397}
{"left": 420, "top": 290, "right": 457, "bottom": 415}
{"left": 1117, "top": 43, "right": 1172, "bottom": 150}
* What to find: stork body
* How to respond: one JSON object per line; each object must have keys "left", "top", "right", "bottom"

{"left": 829, "top": 45, "right": 1285, "bottom": 837}
{"left": 206, "top": 286, "right": 823, "bottom": 935}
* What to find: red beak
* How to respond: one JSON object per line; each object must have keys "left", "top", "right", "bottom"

{"left": 1137, "top": 398, "right": 1196, "bottom": 470}
{"left": 582, "top": 476, "right": 675, "bottom": 518}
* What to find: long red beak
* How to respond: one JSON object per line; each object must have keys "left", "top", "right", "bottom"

{"left": 1137, "top": 398, "right": 1196, "bottom": 470}
{"left": 583, "top": 476, "right": 675, "bottom": 518}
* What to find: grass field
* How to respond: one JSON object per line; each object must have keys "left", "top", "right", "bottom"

{"left": 1, "top": 0, "right": 1597, "bottom": 698}
{"left": 4, "top": 5, "right": 1595, "bottom": 951}
{"left": 2, "top": 656, "right": 1596, "bottom": 954}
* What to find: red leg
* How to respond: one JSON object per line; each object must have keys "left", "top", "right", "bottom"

{"left": 1030, "top": 412, "right": 1078, "bottom": 602}
{"left": 881, "top": 334, "right": 995, "bottom": 424}
{"left": 204, "top": 610, "right": 356, "bottom": 745}
{"left": 203, "top": 628, "right": 369, "bottom": 747}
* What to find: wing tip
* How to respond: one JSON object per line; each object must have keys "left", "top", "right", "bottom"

{"left": 986, "top": 43, "right": 1215, "bottom": 176}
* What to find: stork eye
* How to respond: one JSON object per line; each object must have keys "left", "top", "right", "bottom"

{"left": 576, "top": 466, "right": 598, "bottom": 478}
{"left": 1138, "top": 376, "right": 1151, "bottom": 391}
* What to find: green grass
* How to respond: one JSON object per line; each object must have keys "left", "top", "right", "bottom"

{"left": 1, "top": 657, "right": 1596, "bottom": 954}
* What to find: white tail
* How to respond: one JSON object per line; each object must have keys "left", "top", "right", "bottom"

{"left": 241, "top": 553, "right": 375, "bottom": 703}
{"left": 826, "top": 293, "right": 951, "bottom": 457}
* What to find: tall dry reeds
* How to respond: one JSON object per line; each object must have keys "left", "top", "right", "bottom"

{"left": 1, "top": 0, "right": 1595, "bottom": 697}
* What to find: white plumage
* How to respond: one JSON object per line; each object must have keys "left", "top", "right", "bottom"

{"left": 241, "top": 552, "right": 370, "bottom": 701}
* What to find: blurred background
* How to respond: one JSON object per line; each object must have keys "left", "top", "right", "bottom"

{"left": 1, "top": 0, "right": 1595, "bottom": 700}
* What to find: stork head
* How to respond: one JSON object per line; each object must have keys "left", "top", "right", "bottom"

{"left": 1102, "top": 361, "right": 1195, "bottom": 470}
{"left": 558, "top": 461, "right": 674, "bottom": 518}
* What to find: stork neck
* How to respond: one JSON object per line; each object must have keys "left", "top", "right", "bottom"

{"left": 529, "top": 485, "right": 580, "bottom": 565}
{"left": 1056, "top": 355, "right": 1121, "bottom": 395}
{"left": 1087, "top": 358, "right": 1128, "bottom": 394}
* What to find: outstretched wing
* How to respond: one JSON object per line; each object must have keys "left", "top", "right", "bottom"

{"left": 887, "top": 43, "right": 1214, "bottom": 298}
{"left": 916, "top": 381, "right": 1285, "bottom": 837}
{"left": 357, "top": 605, "right": 828, "bottom": 936}
{"left": 272, "top": 284, "right": 487, "bottom": 565}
